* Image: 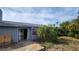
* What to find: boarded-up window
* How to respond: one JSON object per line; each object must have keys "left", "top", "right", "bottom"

{"left": 0, "top": 34, "right": 11, "bottom": 46}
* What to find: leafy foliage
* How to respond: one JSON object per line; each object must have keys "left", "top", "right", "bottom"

{"left": 59, "top": 15, "right": 79, "bottom": 38}
{"left": 59, "top": 21, "right": 70, "bottom": 36}
{"left": 36, "top": 25, "right": 58, "bottom": 42}
{"left": 36, "top": 12, "right": 79, "bottom": 43}
{"left": 72, "top": 18, "right": 79, "bottom": 24}
{"left": 60, "top": 21, "right": 70, "bottom": 30}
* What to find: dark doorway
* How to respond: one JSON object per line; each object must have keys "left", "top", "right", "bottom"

{"left": 23, "top": 29, "right": 27, "bottom": 40}
{"left": 20, "top": 29, "right": 27, "bottom": 40}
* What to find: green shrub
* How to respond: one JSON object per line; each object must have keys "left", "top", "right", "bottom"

{"left": 68, "top": 31, "right": 74, "bottom": 37}
{"left": 36, "top": 25, "right": 58, "bottom": 43}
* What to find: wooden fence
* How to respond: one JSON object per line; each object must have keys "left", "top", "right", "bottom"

{"left": 0, "top": 34, "right": 12, "bottom": 46}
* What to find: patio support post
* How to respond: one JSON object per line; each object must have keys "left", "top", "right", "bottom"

{"left": 27, "top": 27, "right": 31, "bottom": 41}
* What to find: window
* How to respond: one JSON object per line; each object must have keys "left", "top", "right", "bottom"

{"left": 32, "top": 28, "right": 37, "bottom": 35}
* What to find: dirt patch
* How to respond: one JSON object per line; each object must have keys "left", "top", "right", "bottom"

{"left": 46, "top": 36, "right": 79, "bottom": 51}
{"left": 0, "top": 41, "right": 41, "bottom": 51}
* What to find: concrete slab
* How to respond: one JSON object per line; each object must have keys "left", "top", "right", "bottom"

{"left": 12, "top": 43, "right": 44, "bottom": 51}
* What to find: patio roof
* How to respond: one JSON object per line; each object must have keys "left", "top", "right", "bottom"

{"left": 0, "top": 21, "right": 40, "bottom": 28}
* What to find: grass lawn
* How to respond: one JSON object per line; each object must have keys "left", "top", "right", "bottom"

{"left": 42, "top": 36, "right": 79, "bottom": 51}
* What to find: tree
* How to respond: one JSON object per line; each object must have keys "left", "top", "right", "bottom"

{"left": 58, "top": 12, "right": 79, "bottom": 38}
{"left": 72, "top": 18, "right": 79, "bottom": 24}
{"left": 59, "top": 21, "right": 70, "bottom": 36}
{"left": 72, "top": 12, "right": 79, "bottom": 24}
{"left": 68, "top": 23, "right": 79, "bottom": 31}
{"left": 67, "top": 23, "right": 79, "bottom": 37}
{"left": 60, "top": 21, "right": 70, "bottom": 30}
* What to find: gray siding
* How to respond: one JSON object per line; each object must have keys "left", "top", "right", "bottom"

{"left": 0, "top": 9, "right": 2, "bottom": 21}
{"left": 30, "top": 27, "right": 38, "bottom": 41}
{"left": 0, "top": 26, "right": 38, "bottom": 43}
{"left": 26, "top": 27, "right": 38, "bottom": 41}
{"left": 0, "top": 27, "right": 19, "bottom": 43}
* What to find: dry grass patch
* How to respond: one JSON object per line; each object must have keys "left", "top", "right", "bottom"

{"left": 46, "top": 36, "right": 79, "bottom": 51}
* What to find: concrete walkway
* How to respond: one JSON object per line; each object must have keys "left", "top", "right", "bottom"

{"left": 12, "top": 43, "right": 44, "bottom": 51}
{"left": 0, "top": 41, "right": 44, "bottom": 51}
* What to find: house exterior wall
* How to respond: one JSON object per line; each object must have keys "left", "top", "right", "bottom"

{"left": 23, "top": 27, "right": 38, "bottom": 41}
{"left": 30, "top": 27, "right": 38, "bottom": 41}
{"left": 0, "top": 9, "right": 2, "bottom": 21}
{"left": 0, "top": 26, "right": 38, "bottom": 43}
{"left": 20, "top": 27, "right": 38, "bottom": 41}
{"left": 0, "top": 27, "right": 19, "bottom": 43}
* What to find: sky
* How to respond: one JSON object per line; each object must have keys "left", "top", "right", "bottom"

{"left": 0, "top": 7, "right": 79, "bottom": 25}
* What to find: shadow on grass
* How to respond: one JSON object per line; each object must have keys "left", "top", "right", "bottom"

{"left": 36, "top": 38, "right": 70, "bottom": 45}
{"left": 56, "top": 38, "right": 71, "bottom": 45}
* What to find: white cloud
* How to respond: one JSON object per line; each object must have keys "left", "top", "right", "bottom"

{"left": 1, "top": 7, "right": 79, "bottom": 25}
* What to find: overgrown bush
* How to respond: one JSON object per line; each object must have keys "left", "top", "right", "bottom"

{"left": 36, "top": 25, "right": 58, "bottom": 43}
{"left": 68, "top": 31, "right": 74, "bottom": 37}
{"left": 59, "top": 20, "right": 79, "bottom": 39}
{"left": 59, "top": 21, "right": 70, "bottom": 36}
